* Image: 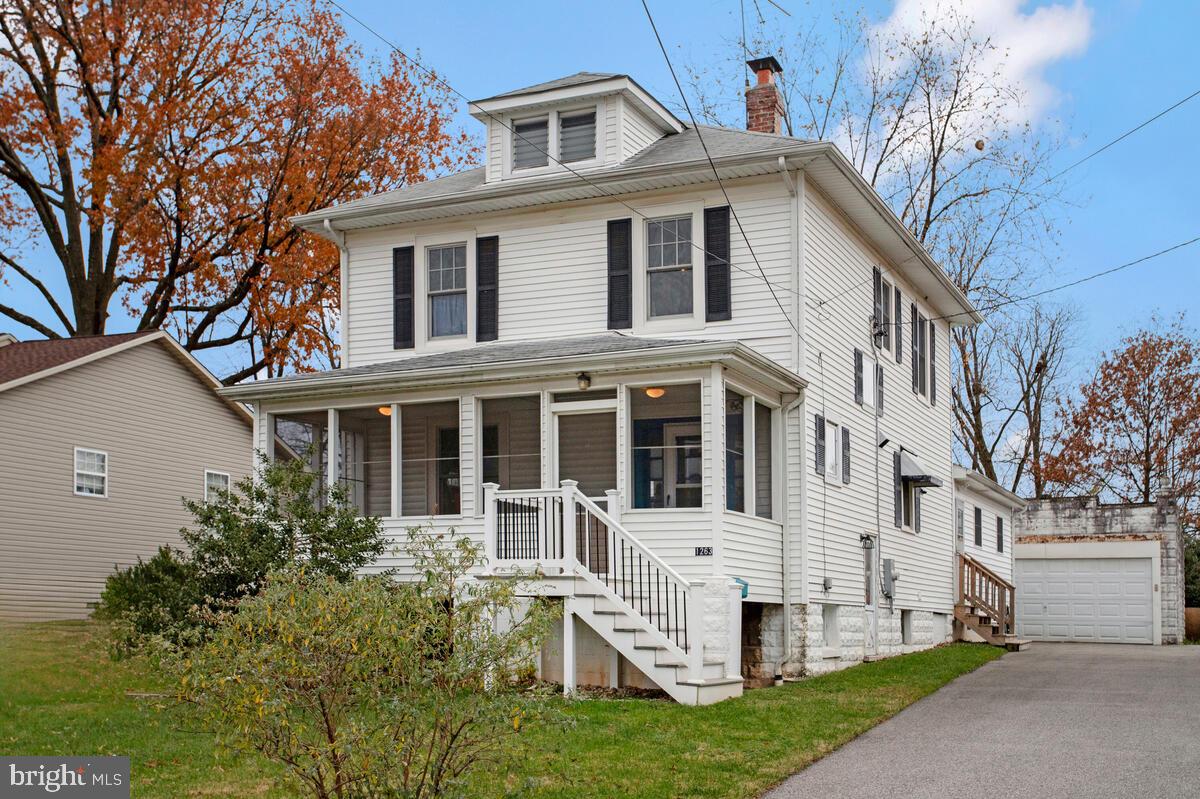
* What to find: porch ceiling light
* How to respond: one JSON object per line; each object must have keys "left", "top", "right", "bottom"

{"left": 377, "top": 406, "right": 392, "bottom": 416}
{"left": 644, "top": 387, "right": 666, "bottom": 399}
{"left": 576, "top": 372, "right": 591, "bottom": 391}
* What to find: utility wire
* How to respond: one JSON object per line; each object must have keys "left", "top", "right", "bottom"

{"left": 325, "top": 0, "right": 799, "bottom": 307}
{"left": 640, "top": 0, "right": 798, "bottom": 333}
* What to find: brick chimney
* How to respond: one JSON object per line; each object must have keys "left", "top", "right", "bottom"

{"left": 745, "top": 56, "right": 784, "bottom": 135}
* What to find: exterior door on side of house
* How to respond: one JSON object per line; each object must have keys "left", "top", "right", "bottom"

{"left": 864, "top": 535, "right": 878, "bottom": 656}
{"left": 554, "top": 408, "right": 617, "bottom": 575}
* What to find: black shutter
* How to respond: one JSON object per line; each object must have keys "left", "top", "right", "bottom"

{"left": 893, "top": 451, "right": 902, "bottom": 528}
{"left": 854, "top": 349, "right": 864, "bottom": 405}
{"left": 607, "top": 219, "right": 633, "bottom": 329}
{"left": 872, "top": 267, "right": 882, "bottom": 347}
{"left": 475, "top": 235, "right": 499, "bottom": 342}
{"left": 910, "top": 303, "right": 919, "bottom": 393}
{"left": 814, "top": 414, "right": 825, "bottom": 475}
{"left": 918, "top": 314, "right": 928, "bottom": 397}
{"left": 881, "top": 281, "right": 891, "bottom": 351}
{"left": 974, "top": 507, "right": 983, "bottom": 546}
{"left": 841, "top": 426, "right": 850, "bottom": 484}
{"left": 914, "top": 488, "right": 922, "bottom": 533}
{"left": 929, "top": 319, "right": 937, "bottom": 406}
{"left": 894, "top": 286, "right": 903, "bottom": 364}
{"left": 704, "top": 206, "right": 731, "bottom": 322}
{"left": 997, "top": 517, "right": 1004, "bottom": 552}
{"left": 392, "top": 246, "right": 415, "bottom": 350}
{"left": 876, "top": 363, "right": 884, "bottom": 417}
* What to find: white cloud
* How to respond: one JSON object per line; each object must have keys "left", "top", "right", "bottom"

{"left": 874, "top": 0, "right": 1094, "bottom": 128}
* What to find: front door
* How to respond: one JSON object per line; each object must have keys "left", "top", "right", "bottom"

{"left": 863, "top": 536, "right": 878, "bottom": 656}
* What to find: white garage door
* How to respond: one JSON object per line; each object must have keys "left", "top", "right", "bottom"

{"left": 1015, "top": 557, "right": 1153, "bottom": 644}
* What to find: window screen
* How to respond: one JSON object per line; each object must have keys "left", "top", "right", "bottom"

{"left": 513, "top": 117, "right": 548, "bottom": 169}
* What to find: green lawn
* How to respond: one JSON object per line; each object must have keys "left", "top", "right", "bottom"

{"left": 1, "top": 622, "right": 1002, "bottom": 798}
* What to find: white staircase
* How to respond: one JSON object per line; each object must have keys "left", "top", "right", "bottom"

{"left": 481, "top": 481, "right": 743, "bottom": 705}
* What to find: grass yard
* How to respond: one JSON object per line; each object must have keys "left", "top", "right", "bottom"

{"left": 1, "top": 622, "right": 1002, "bottom": 799}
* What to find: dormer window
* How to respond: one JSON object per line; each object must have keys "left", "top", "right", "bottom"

{"left": 512, "top": 117, "right": 549, "bottom": 170}
{"left": 559, "top": 110, "right": 596, "bottom": 162}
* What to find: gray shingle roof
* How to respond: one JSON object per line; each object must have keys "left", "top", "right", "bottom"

{"left": 478, "top": 72, "right": 621, "bottom": 102}
{"left": 247, "top": 333, "right": 719, "bottom": 388}
{"left": 316, "top": 125, "right": 809, "bottom": 218}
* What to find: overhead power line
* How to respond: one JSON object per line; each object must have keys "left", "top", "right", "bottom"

{"left": 639, "top": 0, "right": 797, "bottom": 333}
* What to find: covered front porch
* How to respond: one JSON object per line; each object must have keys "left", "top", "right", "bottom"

{"left": 225, "top": 334, "right": 805, "bottom": 702}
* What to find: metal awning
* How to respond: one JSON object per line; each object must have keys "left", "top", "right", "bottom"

{"left": 900, "top": 451, "right": 943, "bottom": 488}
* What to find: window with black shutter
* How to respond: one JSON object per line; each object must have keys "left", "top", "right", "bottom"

{"left": 475, "top": 236, "right": 499, "bottom": 342}
{"left": 910, "top": 303, "right": 919, "bottom": 392}
{"left": 841, "top": 426, "right": 850, "bottom": 484}
{"left": 392, "top": 246, "right": 415, "bottom": 349}
{"left": 814, "top": 414, "right": 826, "bottom": 476}
{"left": 893, "top": 451, "right": 902, "bottom": 528}
{"left": 880, "top": 279, "right": 892, "bottom": 351}
{"left": 974, "top": 506, "right": 983, "bottom": 547}
{"left": 854, "top": 349, "right": 864, "bottom": 405}
{"left": 607, "top": 219, "right": 632, "bottom": 329}
{"left": 704, "top": 206, "right": 731, "bottom": 322}
{"left": 929, "top": 318, "right": 937, "bottom": 405}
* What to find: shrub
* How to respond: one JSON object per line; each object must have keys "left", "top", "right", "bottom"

{"left": 172, "top": 529, "right": 553, "bottom": 799}
{"left": 95, "top": 455, "right": 387, "bottom": 650}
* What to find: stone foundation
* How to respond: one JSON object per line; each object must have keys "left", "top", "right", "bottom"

{"left": 798, "top": 602, "right": 951, "bottom": 677}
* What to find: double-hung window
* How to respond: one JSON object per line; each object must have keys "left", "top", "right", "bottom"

{"left": 428, "top": 244, "right": 467, "bottom": 338}
{"left": 74, "top": 447, "right": 107, "bottom": 497}
{"left": 646, "top": 215, "right": 693, "bottom": 318}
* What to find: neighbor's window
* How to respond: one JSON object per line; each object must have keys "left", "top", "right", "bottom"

{"left": 725, "top": 390, "right": 746, "bottom": 513}
{"left": 401, "top": 400, "right": 460, "bottom": 516}
{"left": 481, "top": 396, "right": 541, "bottom": 493}
{"left": 74, "top": 447, "right": 107, "bottom": 497}
{"left": 631, "top": 383, "right": 702, "bottom": 509}
{"left": 513, "top": 116, "right": 549, "bottom": 169}
{"left": 559, "top": 110, "right": 596, "bottom": 163}
{"left": 903, "top": 482, "right": 917, "bottom": 529}
{"left": 646, "top": 215, "right": 693, "bottom": 318}
{"left": 204, "top": 470, "right": 231, "bottom": 503}
{"left": 428, "top": 244, "right": 467, "bottom": 338}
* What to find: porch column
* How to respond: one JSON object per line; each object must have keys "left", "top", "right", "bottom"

{"left": 326, "top": 408, "right": 339, "bottom": 489}
{"left": 563, "top": 597, "right": 577, "bottom": 697}
{"left": 709, "top": 365, "right": 726, "bottom": 571}
{"left": 390, "top": 403, "right": 401, "bottom": 517}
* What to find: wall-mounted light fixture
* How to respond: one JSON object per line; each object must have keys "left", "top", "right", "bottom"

{"left": 576, "top": 372, "right": 591, "bottom": 391}
{"left": 860, "top": 533, "right": 875, "bottom": 550}
{"left": 644, "top": 386, "right": 666, "bottom": 399}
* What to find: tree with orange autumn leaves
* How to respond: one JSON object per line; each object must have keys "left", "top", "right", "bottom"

{"left": 0, "top": 0, "right": 472, "bottom": 382}
{"left": 1044, "top": 319, "right": 1200, "bottom": 533}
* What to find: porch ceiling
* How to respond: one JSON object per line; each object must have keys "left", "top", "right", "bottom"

{"left": 220, "top": 333, "right": 805, "bottom": 402}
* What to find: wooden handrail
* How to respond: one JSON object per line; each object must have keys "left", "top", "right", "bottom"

{"left": 959, "top": 553, "right": 1016, "bottom": 635}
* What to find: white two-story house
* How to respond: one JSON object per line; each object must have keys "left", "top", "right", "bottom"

{"left": 223, "top": 60, "right": 992, "bottom": 704}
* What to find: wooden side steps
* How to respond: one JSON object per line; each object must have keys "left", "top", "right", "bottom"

{"left": 956, "top": 553, "right": 1031, "bottom": 652}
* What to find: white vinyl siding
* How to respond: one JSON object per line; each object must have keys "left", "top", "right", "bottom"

{"left": 73, "top": 448, "right": 108, "bottom": 497}
{"left": 0, "top": 342, "right": 252, "bottom": 620}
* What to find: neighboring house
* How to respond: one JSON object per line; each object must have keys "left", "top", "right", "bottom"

{"left": 222, "top": 60, "right": 986, "bottom": 704}
{"left": 952, "top": 466, "right": 1026, "bottom": 645}
{"left": 1015, "top": 496, "right": 1185, "bottom": 645}
{"left": 0, "top": 331, "right": 253, "bottom": 621}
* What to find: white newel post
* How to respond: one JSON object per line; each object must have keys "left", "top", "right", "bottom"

{"left": 482, "top": 482, "right": 499, "bottom": 570}
{"left": 561, "top": 479, "right": 578, "bottom": 570}
{"left": 604, "top": 488, "right": 620, "bottom": 578}
{"left": 689, "top": 581, "right": 707, "bottom": 679}
{"left": 727, "top": 580, "right": 743, "bottom": 679}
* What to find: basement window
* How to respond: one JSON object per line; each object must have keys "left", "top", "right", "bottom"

{"left": 822, "top": 604, "right": 840, "bottom": 656}
{"left": 901, "top": 609, "right": 913, "bottom": 645}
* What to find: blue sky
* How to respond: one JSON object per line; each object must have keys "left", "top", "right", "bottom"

{"left": 3, "top": 0, "right": 1197, "bottom": 376}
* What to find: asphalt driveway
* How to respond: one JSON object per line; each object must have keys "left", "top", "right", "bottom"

{"left": 765, "top": 643, "right": 1200, "bottom": 799}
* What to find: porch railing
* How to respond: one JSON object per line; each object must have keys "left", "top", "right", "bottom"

{"left": 484, "top": 481, "right": 696, "bottom": 659}
{"left": 958, "top": 553, "right": 1015, "bottom": 635}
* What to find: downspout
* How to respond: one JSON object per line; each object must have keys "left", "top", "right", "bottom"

{"left": 324, "top": 219, "right": 349, "bottom": 368}
{"left": 781, "top": 391, "right": 803, "bottom": 677}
